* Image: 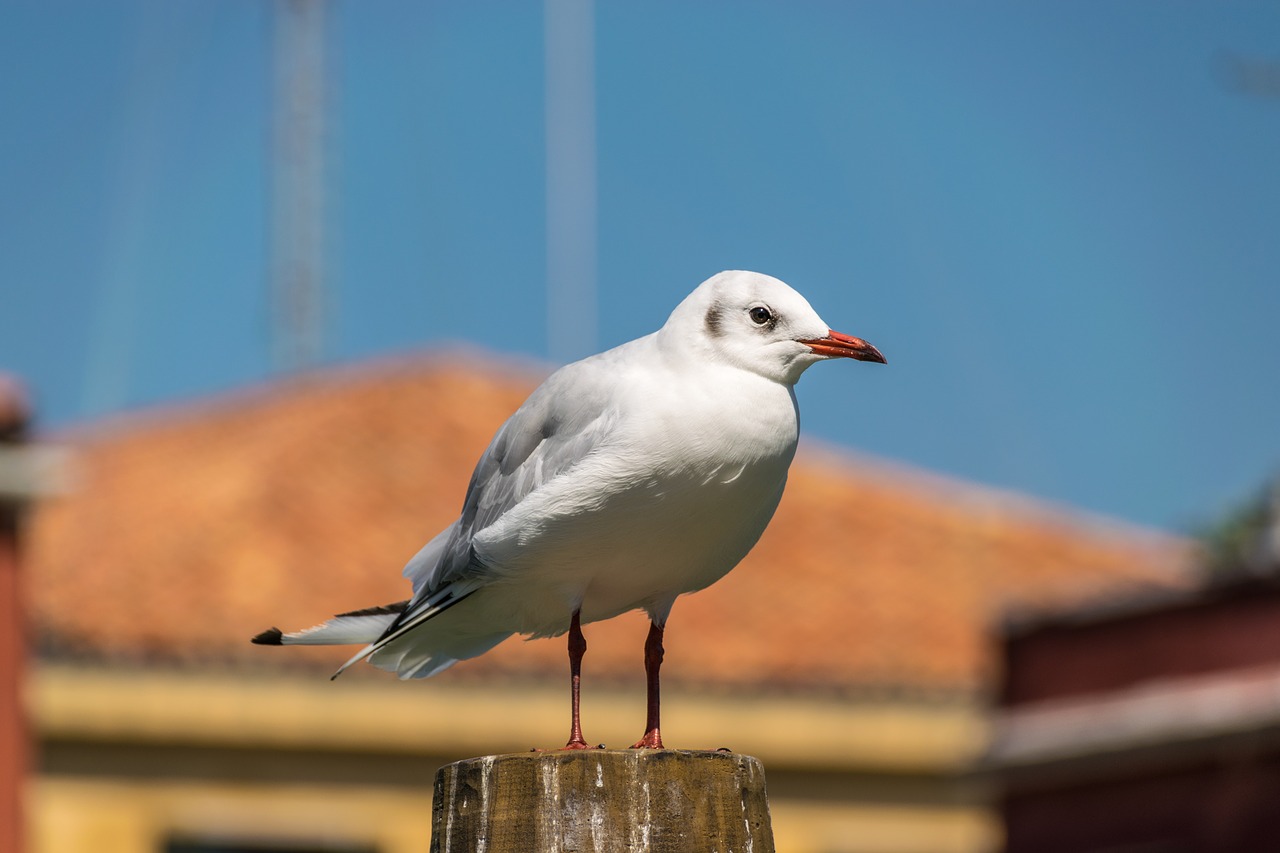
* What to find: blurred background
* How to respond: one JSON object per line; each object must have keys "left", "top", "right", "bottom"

{"left": 2, "top": 2, "right": 1279, "bottom": 852}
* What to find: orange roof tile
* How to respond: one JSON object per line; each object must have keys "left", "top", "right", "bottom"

{"left": 26, "top": 353, "right": 1196, "bottom": 695}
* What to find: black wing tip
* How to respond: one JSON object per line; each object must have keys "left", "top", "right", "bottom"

{"left": 251, "top": 627, "right": 284, "bottom": 646}
{"left": 335, "top": 600, "right": 410, "bottom": 619}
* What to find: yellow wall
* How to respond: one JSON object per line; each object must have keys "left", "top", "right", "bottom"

{"left": 33, "top": 778, "right": 430, "bottom": 853}
{"left": 30, "top": 665, "right": 998, "bottom": 853}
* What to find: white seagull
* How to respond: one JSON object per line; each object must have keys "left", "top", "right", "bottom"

{"left": 253, "top": 270, "right": 885, "bottom": 749}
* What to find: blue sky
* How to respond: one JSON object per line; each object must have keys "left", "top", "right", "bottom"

{"left": 1, "top": 2, "right": 1278, "bottom": 532}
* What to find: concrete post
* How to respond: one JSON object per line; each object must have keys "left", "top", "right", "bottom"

{"left": 431, "top": 749, "right": 775, "bottom": 852}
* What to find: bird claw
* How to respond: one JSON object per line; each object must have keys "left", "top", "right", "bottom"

{"left": 559, "top": 739, "right": 605, "bottom": 751}
{"left": 629, "top": 731, "right": 664, "bottom": 749}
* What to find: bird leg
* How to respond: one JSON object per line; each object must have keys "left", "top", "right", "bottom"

{"left": 630, "top": 620, "right": 665, "bottom": 749}
{"left": 563, "top": 609, "right": 593, "bottom": 750}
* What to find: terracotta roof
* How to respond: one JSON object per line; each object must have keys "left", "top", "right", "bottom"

{"left": 26, "top": 353, "right": 1196, "bottom": 695}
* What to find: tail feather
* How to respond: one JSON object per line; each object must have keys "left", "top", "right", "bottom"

{"left": 329, "top": 581, "right": 485, "bottom": 680}
{"left": 371, "top": 629, "right": 510, "bottom": 680}
{"left": 285, "top": 612, "right": 403, "bottom": 646}
{"left": 250, "top": 601, "right": 408, "bottom": 649}
{"left": 253, "top": 582, "right": 505, "bottom": 681}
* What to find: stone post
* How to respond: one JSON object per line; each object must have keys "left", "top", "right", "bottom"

{"left": 431, "top": 749, "right": 775, "bottom": 852}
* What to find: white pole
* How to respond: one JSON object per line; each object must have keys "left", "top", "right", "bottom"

{"left": 545, "top": 0, "right": 598, "bottom": 364}
{"left": 272, "top": 0, "right": 327, "bottom": 372}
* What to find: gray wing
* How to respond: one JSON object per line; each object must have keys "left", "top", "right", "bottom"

{"left": 401, "top": 355, "right": 625, "bottom": 599}
{"left": 323, "top": 345, "right": 642, "bottom": 676}
{"left": 328, "top": 374, "right": 619, "bottom": 678}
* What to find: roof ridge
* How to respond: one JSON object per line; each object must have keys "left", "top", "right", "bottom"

{"left": 40, "top": 346, "right": 551, "bottom": 444}
{"left": 796, "top": 437, "right": 1197, "bottom": 558}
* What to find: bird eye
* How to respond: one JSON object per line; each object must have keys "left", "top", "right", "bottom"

{"left": 748, "top": 306, "right": 773, "bottom": 325}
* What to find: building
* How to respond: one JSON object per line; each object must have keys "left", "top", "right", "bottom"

{"left": 2, "top": 377, "right": 34, "bottom": 853}
{"left": 989, "top": 488, "right": 1280, "bottom": 852}
{"left": 23, "top": 353, "right": 1193, "bottom": 853}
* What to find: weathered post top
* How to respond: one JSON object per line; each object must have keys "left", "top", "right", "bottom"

{"left": 432, "top": 749, "right": 775, "bottom": 853}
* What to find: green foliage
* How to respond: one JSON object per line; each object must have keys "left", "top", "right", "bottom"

{"left": 1198, "top": 479, "right": 1279, "bottom": 575}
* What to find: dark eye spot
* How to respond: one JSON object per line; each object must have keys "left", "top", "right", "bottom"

{"left": 749, "top": 306, "right": 773, "bottom": 325}
{"left": 704, "top": 305, "right": 726, "bottom": 337}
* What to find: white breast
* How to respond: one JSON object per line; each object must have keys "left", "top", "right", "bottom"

{"left": 472, "top": 365, "right": 799, "bottom": 636}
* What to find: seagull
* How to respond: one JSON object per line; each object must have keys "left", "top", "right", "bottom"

{"left": 253, "top": 270, "right": 885, "bottom": 749}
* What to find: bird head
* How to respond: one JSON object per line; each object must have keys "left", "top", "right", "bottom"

{"left": 662, "top": 270, "right": 886, "bottom": 386}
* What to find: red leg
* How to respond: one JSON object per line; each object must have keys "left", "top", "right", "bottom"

{"left": 630, "top": 620, "right": 665, "bottom": 749}
{"left": 563, "top": 609, "right": 592, "bottom": 750}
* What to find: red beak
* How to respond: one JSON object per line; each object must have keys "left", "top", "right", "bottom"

{"left": 799, "top": 330, "right": 887, "bottom": 364}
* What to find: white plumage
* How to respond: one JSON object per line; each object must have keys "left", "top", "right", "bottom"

{"left": 255, "top": 270, "right": 885, "bottom": 747}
